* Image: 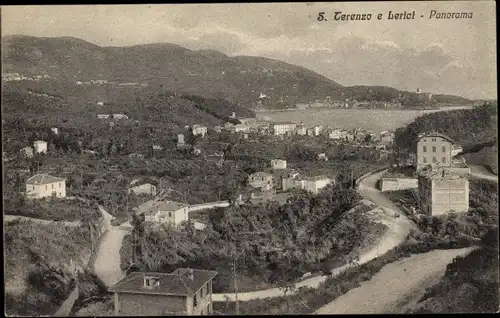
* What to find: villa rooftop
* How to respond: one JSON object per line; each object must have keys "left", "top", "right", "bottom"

{"left": 109, "top": 268, "right": 218, "bottom": 296}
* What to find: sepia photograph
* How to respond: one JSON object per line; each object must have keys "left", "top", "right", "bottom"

{"left": 2, "top": 1, "right": 498, "bottom": 316}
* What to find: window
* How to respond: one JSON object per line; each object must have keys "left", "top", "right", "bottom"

{"left": 423, "top": 146, "right": 427, "bottom": 152}
{"left": 442, "top": 157, "right": 446, "bottom": 164}
{"left": 432, "top": 146, "right": 436, "bottom": 152}
{"left": 45, "top": 185, "right": 47, "bottom": 190}
{"left": 442, "top": 146, "right": 446, "bottom": 152}
{"left": 432, "top": 156, "right": 437, "bottom": 163}
{"left": 432, "top": 138, "right": 436, "bottom": 142}
{"left": 193, "top": 294, "right": 198, "bottom": 307}
{"left": 168, "top": 212, "right": 172, "bottom": 218}
{"left": 423, "top": 157, "right": 427, "bottom": 163}
{"left": 201, "top": 286, "right": 204, "bottom": 298}
{"left": 59, "top": 183, "right": 62, "bottom": 188}
{"left": 52, "top": 184, "right": 54, "bottom": 189}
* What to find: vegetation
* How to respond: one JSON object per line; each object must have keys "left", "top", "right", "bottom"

{"left": 214, "top": 178, "right": 499, "bottom": 314}
{"left": 4, "top": 221, "right": 95, "bottom": 316}
{"left": 120, "top": 184, "right": 389, "bottom": 292}
{"left": 3, "top": 35, "right": 474, "bottom": 108}
{"left": 409, "top": 229, "right": 498, "bottom": 313}
{"left": 4, "top": 197, "right": 101, "bottom": 223}
{"left": 394, "top": 103, "right": 497, "bottom": 152}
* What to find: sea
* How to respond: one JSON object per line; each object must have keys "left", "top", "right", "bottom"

{"left": 255, "top": 106, "right": 475, "bottom": 134}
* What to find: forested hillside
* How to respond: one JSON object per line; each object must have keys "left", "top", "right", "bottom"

{"left": 394, "top": 103, "right": 497, "bottom": 152}
{"left": 2, "top": 35, "right": 474, "bottom": 108}
{"left": 120, "top": 185, "right": 387, "bottom": 292}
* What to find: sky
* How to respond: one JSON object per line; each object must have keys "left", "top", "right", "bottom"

{"left": 2, "top": 2, "right": 497, "bottom": 100}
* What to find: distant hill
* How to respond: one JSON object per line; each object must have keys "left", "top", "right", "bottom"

{"left": 2, "top": 35, "right": 474, "bottom": 108}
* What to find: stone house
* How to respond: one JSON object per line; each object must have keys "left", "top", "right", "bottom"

{"left": 282, "top": 172, "right": 333, "bottom": 195}
{"left": 418, "top": 168, "right": 469, "bottom": 216}
{"left": 109, "top": 268, "right": 218, "bottom": 316}
{"left": 33, "top": 140, "right": 48, "bottom": 153}
{"left": 192, "top": 125, "right": 208, "bottom": 137}
{"left": 20, "top": 146, "right": 34, "bottom": 158}
{"left": 248, "top": 171, "right": 274, "bottom": 191}
{"left": 142, "top": 201, "right": 190, "bottom": 226}
{"left": 416, "top": 132, "right": 454, "bottom": 171}
{"left": 26, "top": 174, "right": 66, "bottom": 199}
{"left": 128, "top": 183, "right": 157, "bottom": 196}
{"left": 271, "top": 159, "right": 287, "bottom": 170}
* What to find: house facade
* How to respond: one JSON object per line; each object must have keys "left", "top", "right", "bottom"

{"left": 380, "top": 131, "right": 395, "bottom": 144}
{"left": 33, "top": 140, "right": 48, "bottom": 153}
{"left": 271, "top": 122, "right": 297, "bottom": 136}
{"left": 20, "top": 146, "right": 34, "bottom": 158}
{"left": 26, "top": 174, "right": 66, "bottom": 199}
{"left": 143, "top": 201, "right": 190, "bottom": 226}
{"left": 328, "top": 129, "right": 342, "bottom": 140}
{"left": 271, "top": 159, "right": 287, "bottom": 170}
{"left": 416, "top": 132, "right": 454, "bottom": 171}
{"left": 109, "top": 268, "right": 218, "bottom": 316}
{"left": 418, "top": 168, "right": 469, "bottom": 216}
{"left": 129, "top": 183, "right": 157, "bottom": 196}
{"left": 248, "top": 172, "right": 274, "bottom": 191}
{"left": 192, "top": 125, "right": 208, "bottom": 137}
{"left": 282, "top": 173, "right": 332, "bottom": 194}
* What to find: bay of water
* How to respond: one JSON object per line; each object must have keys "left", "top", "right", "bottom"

{"left": 255, "top": 106, "right": 474, "bottom": 134}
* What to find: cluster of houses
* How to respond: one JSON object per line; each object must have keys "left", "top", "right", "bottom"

{"left": 76, "top": 80, "right": 149, "bottom": 87}
{"left": 247, "top": 159, "right": 334, "bottom": 199}
{"left": 2, "top": 72, "right": 51, "bottom": 82}
{"left": 97, "top": 114, "right": 129, "bottom": 120}
{"left": 295, "top": 99, "right": 403, "bottom": 110}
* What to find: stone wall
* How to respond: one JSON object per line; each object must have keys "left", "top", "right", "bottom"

{"left": 381, "top": 178, "right": 418, "bottom": 192}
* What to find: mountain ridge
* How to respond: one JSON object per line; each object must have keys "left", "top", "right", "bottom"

{"left": 2, "top": 35, "right": 474, "bottom": 107}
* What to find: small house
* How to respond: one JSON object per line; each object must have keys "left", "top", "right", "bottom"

{"left": 26, "top": 174, "right": 66, "bottom": 199}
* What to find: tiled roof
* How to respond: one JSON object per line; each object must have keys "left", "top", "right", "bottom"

{"left": 306, "top": 175, "right": 331, "bottom": 181}
{"left": 157, "top": 201, "right": 189, "bottom": 212}
{"left": 418, "top": 132, "right": 455, "bottom": 143}
{"left": 109, "top": 269, "right": 218, "bottom": 296}
{"left": 26, "top": 174, "right": 66, "bottom": 185}
{"left": 250, "top": 171, "right": 273, "bottom": 178}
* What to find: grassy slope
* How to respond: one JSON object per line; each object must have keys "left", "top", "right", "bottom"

{"left": 4, "top": 221, "right": 92, "bottom": 316}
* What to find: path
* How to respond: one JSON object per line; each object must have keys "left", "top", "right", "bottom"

{"left": 468, "top": 164, "right": 498, "bottom": 182}
{"left": 314, "top": 247, "right": 475, "bottom": 314}
{"left": 212, "top": 170, "right": 417, "bottom": 301}
{"left": 93, "top": 204, "right": 132, "bottom": 287}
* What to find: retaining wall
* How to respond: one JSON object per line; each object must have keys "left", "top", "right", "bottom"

{"left": 187, "top": 201, "right": 231, "bottom": 212}
{"left": 381, "top": 178, "right": 418, "bottom": 192}
{"left": 53, "top": 286, "right": 79, "bottom": 317}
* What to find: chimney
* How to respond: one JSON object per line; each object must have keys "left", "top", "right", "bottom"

{"left": 188, "top": 269, "right": 194, "bottom": 281}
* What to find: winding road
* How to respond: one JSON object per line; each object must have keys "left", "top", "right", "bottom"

{"left": 92, "top": 204, "right": 132, "bottom": 287}
{"left": 315, "top": 247, "right": 475, "bottom": 314}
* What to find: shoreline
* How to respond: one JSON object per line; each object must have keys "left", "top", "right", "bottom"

{"left": 254, "top": 105, "right": 475, "bottom": 113}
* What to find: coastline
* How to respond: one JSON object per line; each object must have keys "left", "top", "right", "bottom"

{"left": 254, "top": 105, "right": 475, "bottom": 113}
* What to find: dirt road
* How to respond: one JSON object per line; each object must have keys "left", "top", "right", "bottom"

{"left": 93, "top": 205, "right": 132, "bottom": 287}
{"left": 93, "top": 224, "right": 132, "bottom": 287}
{"left": 314, "top": 247, "right": 475, "bottom": 314}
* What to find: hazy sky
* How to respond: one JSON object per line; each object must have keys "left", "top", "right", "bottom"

{"left": 2, "top": 2, "right": 497, "bottom": 99}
